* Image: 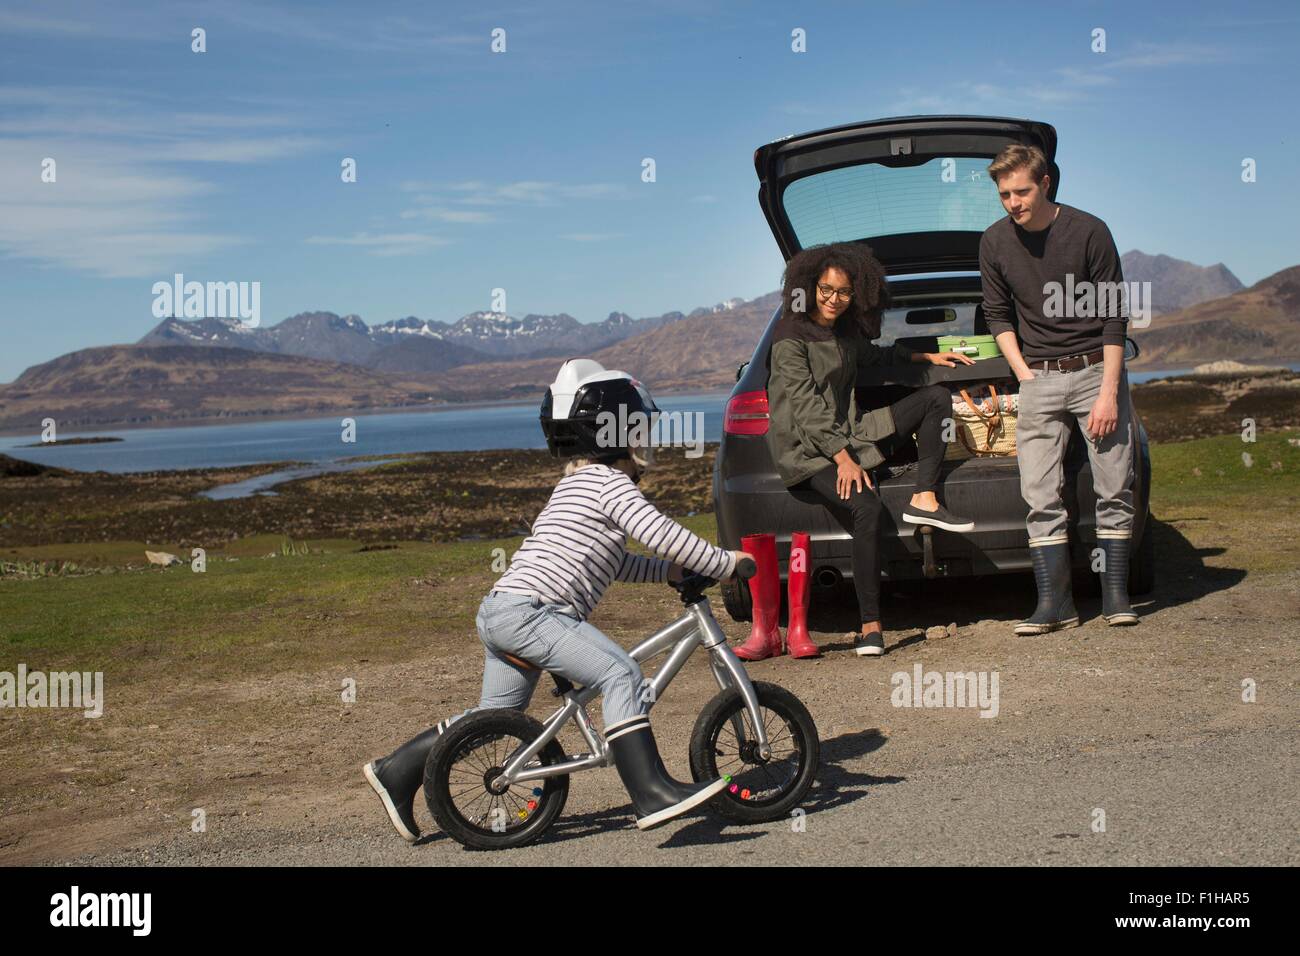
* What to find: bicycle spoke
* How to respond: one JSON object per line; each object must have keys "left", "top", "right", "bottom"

{"left": 470, "top": 746, "right": 496, "bottom": 777}
{"left": 463, "top": 741, "right": 491, "bottom": 776}
{"left": 460, "top": 788, "right": 492, "bottom": 820}
{"left": 764, "top": 733, "right": 795, "bottom": 754}
{"left": 671, "top": 690, "right": 809, "bottom": 809}
{"left": 715, "top": 755, "right": 745, "bottom": 774}
{"left": 501, "top": 789, "right": 527, "bottom": 825}
{"left": 756, "top": 761, "right": 782, "bottom": 790}
{"left": 767, "top": 723, "right": 793, "bottom": 747}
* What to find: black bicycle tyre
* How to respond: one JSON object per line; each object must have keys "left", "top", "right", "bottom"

{"left": 688, "top": 681, "right": 819, "bottom": 824}
{"left": 424, "top": 709, "right": 570, "bottom": 850}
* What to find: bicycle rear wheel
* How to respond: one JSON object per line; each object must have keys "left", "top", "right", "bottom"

{"left": 424, "top": 709, "right": 570, "bottom": 850}
{"left": 688, "top": 681, "right": 819, "bottom": 824}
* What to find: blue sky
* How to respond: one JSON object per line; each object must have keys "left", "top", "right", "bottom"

{"left": 1, "top": 0, "right": 1297, "bottom": 382}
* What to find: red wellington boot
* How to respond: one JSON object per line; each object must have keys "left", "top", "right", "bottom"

{"left": 733, "top": 533, "right": 784, "bottom": 661}
{"left": 785, "top": 531, "right": 820, "bottom": 658}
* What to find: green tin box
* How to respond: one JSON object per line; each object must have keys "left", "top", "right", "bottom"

{"left": 936, "top": 334, "right": 1002, "bottom": 360}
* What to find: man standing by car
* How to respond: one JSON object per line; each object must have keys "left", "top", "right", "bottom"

{"left": 979, "top": 143, "right": 1139, "bottom": 632}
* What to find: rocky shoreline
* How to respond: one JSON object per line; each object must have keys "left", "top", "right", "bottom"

{"left": 1, "top": 370, "right": 1297, "bottom": 554}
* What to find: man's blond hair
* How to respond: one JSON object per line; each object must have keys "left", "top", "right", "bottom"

{"left": 987, "top": 143, "right": 1050, "bottom": 184}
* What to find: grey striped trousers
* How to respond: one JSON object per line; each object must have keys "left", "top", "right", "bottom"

{"left": 445, "top": 590, "right": 648, "bottom": 730}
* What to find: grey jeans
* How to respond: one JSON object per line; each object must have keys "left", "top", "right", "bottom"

{"left": 447, "top": 590, "right": 648, "bottom": 729}
{"left": 1016, "top": 360, "right": 1136, "bottom": 545}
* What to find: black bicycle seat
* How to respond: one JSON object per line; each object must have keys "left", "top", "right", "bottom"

{"left": 550, "top": 673, "right": 578, "bottom": 697}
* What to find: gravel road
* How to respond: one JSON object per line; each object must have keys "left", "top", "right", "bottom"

{"left": 15, "top": 564, "right": 1294, "bottom": 868}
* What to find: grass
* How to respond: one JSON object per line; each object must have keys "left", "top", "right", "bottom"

{"left": 1148, "top": 429, "right": 1299, "bottom": 509}
{"left": 0, "top": 559, "right": 91, "bottom": 579}
{"left": 1, "top": 537, "right": 498, "bottom": 679}
{"left": 1146, "top": 429, "right": 1300, "bottom": 575}
{"left": 2, "top": 437, "right": 1292, "bottom": 683}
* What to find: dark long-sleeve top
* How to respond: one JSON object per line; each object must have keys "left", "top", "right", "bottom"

{"left": 979, "top": 203, "right": 1128, "bottom": 361}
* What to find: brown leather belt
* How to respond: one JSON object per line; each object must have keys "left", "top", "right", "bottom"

{"left": 1026, "top": 348, "right": 1106, "bottom": 373}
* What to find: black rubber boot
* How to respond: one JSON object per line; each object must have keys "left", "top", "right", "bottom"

{"left": 1098, "top": 537, "right": 1138, "bottom": 626}
{"left": 1014, "top": 542, "right": 1080, "bottom": 635}
{"left": 607, "top": 717, "right": 729, "bottom": 830}
{"left": 363, "top": 721, "right": 448, "bottom": 843}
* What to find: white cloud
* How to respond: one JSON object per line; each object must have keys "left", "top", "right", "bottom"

{"left": 405, "top": 179, "right": 629, "bottom": 207}
{"left": 152, "top": 135, "right": 324, "bottom": 163}
{"left": 1104, "top": 43, "right": 1230, "bottom": 69}
{"left": 304, "top": 232, "right": 451, "bottom": 256}
{"left": 0, "top": 139, "right": 244, "bottom": 278}
{"left": 0, "top": 88, "right": 322, "bottom": 277}
{"left": 1054, "top": 67, "right": 1117, "bottom": 89}
{"left": 889, "top": 42, "right": 1238, "bottom": 115}
{"left": 203, "top": 3, "right": 485, "bottom": 54}
{"left": 399, "top": 206, "right": 496, "bottom": 223}
{"left": 0, "top": 1, "right": 486, "bottom": 54}
{"left": 0, "top": 8, "right": 153, "bottom": 39}
{"left": 394, "top": 178, "right": 628, "bottom": 226}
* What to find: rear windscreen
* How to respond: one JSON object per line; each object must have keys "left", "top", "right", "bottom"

{"left": 879, "top": 301, "right": 977, "bottom": 347}
{"left": 783, "top": 157, "right": 1005, "bottom": 247}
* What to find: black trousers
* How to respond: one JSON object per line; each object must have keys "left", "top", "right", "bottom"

{"left": 791, "top": 384, "right": 950, "bottom": 625}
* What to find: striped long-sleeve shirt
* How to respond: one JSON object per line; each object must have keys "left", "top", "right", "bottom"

{"left": 491, "top": 463, "right": 737, "bottom": 620}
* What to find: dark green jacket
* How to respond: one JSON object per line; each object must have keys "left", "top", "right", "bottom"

{"left": 765, "top": 311, "right": 913, "bottom": 488}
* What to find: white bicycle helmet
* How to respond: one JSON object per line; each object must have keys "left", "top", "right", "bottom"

{"left": 540, "top": 359, "right": 660, "bottom": 473}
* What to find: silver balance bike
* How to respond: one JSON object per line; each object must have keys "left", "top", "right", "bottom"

{"left": 423, "top": 558, "right": 820, "bottom": 850}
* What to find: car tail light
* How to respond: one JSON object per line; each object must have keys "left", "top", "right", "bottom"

{"left": 724, "top": 390, "right": 769, "bottom": 435}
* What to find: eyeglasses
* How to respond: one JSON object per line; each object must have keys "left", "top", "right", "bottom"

{"left": 816, "top": 283, "right": 853, "bottom": 302}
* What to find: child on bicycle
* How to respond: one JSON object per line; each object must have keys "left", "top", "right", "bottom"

{"left": 365, "top": 359, "right": 747, "bottom": 841}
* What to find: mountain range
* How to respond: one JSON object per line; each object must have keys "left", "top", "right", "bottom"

{"left": 1127, "top": 264, "right": 1300, "bottom": 368}
{"left": 1120, "top": 251, "right": 1244, "bottom": 314}
{"left": 0, "top": 346, "right": 439, "bottom": 430}
{"left": 1, "top": 253, "right": 1292, "bottom": 431}
{"left": 137, "top": 305, "right": 694, "bottom": 373}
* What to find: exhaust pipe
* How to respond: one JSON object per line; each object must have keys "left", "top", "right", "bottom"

{"left": 813, "top": 566, "right": 842, "bottom": 589}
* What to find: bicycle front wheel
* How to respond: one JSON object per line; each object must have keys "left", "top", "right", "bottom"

{"left": 688, "top": 681, "right": 819, "bottom": 824}
{"left": 424, "top": 709, "right": 570, "bottom": 850}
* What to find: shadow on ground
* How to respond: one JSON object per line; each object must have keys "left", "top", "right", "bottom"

{"left": 796, "top": 516, "right": 1244, "bottom": 635}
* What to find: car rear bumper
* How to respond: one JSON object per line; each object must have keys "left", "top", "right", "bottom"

{"left": 714, "top": 442, "right": 1150, "bottom": 583}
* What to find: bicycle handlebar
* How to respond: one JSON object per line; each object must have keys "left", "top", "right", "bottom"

{"left": 669, "top": 553, "right": 755, "bottom": 603}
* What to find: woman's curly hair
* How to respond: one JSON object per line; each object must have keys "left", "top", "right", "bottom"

{"left": 781, "top": 242, "right": 891, "bottom": 339}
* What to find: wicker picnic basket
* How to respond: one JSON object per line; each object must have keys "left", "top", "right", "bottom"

{"left": 944, "top": 384, "right": 1018, "bottom": 460}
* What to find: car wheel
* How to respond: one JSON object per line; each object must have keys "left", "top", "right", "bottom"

{"left": 721, "top": 575, "right": 753, "bottom": 622}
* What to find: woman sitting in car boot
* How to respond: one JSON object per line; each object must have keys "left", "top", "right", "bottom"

{"left": 364, "top": 359, "right": 748, "bottom": 843}
{"left": 755, "top": 242, "right": 977, "bottom": 659}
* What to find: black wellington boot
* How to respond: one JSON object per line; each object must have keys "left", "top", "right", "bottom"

{"left": 1098, "top": 537, "right": 1138, "bottom": 626}
{"left": 606, "top": 717, "right": 729, "bottom": 830}
{"left": 1014, "top": 542, "right": 1080, "bottom": 635}
{"left": 363, "top": 721, "right": 449, "bottom": 843}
